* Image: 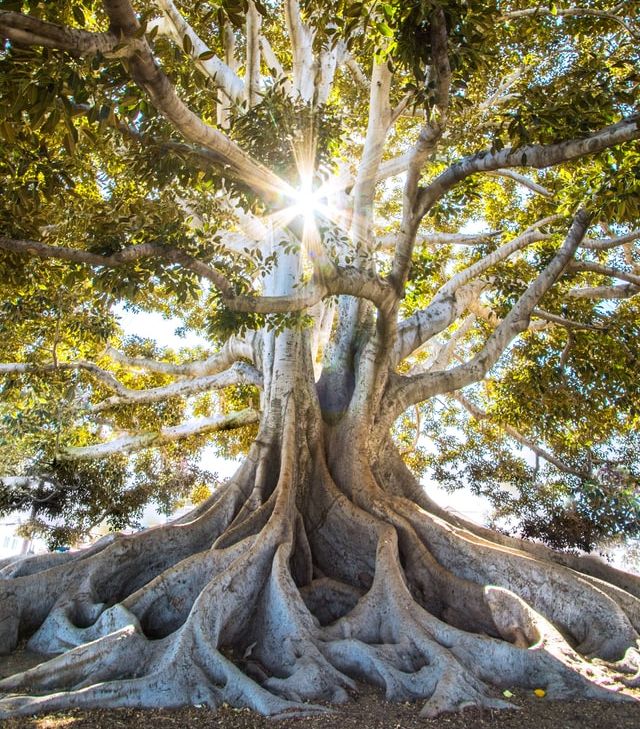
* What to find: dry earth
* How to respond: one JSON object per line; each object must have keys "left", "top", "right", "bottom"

{"left": 1, "top": 648, "right": 639, "bottom": 729}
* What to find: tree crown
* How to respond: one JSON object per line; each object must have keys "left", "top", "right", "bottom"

{"left": 0, "top": 0, "right": 638, "bottom": 550}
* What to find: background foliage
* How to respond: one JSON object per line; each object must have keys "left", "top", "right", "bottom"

{"left": 0, "top": 0, "right": 638, "bottom": 553}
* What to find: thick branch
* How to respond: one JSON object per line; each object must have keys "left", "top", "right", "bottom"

{"left": 18, "top": 0, "right": 276, "bottom": 198}
{"left": 485, "top": 169, "right": 552, "bottom": 197}
{"left": 68, "top": 100, "right": 238, "bottom": 177}
{"left": 88, "top": 362, "right": 262, "bottom": 413}
{"left": 377, "top": 229, "right": 501, "bottom": 251}
{"left": 581, "top": 228, "right": 640, "bottom": 250}
{"left": 394, "top": 222, "right": 552, "bottom": 363}
{"left": 316, "top": 40, "right": 342, "bottom": 106}
{"left": 351, "top": 60, "right": 393, "bottom": 252}
{"left": 388, "top": 10, "right": 452, "bottom": 295}
{"left": 376, "top": 152, "right": 412, "bottom": 182}
{"left": 375, "top": 153, "right": 558, "bottom": 200}
{"left": 344, "top": 52, "right": 368, "bottom": 89}
{"left": 401, "top": 7, "right": 451, "bottom": 210}
{"left": 2, "top": 4, "right": 282, "bottom": 198}
{"left": 217, "top": 21, "right": 238, "bottom": 127}
{"left": 567, "top": 283, "right": 639, "bottom": 299}
{"left": 531, "top": 308, "right": 606, "bottom": 331}
{"left": 154, "top": 0, "right": 244, "bottom": 103}
{"left": 231, "top": 265, "right": 396, "bottom": 315}
{"left": 219, "top": 194, "right": 268, "bottom": 242}
{"left": 0, "top": 235, "right": 235, "bottom": 296}
{"left": 60, "top": 409, "right": 259, "bottom": 460}
{"left": 0, "top": 360, "right": 127, "bottom": 394}
{"left": 0, "top": 477, "right": 63, "bottom": 507}
{"left": 0, "top": 357, "right": 262, "bottom": 414}
{"left": 416, "top": 115, "right": 640, "bottom": 220}
{"left": 0, "top": 10, "right": 122, "bottom": 55}
{"left": 428, "top": 8, "right": 452, "bottom": 114}
{"left": 477, "top": 68, "right": 522, "bottom": 114}
{"left": 569, "top": 261, "right": 640, "bottom": 287}
{"left": 504, "top": 6, "right": 639, "bottom": 39}
{"left": 0, "top": 236, "right": 393, "bottom": 316}
{"left": 260, "top": 34, "right": 285, "bottom": 82}
{"left": 385, "top": 211, "right": 589, "bottom": 418}
{"left": 245, "top": 1, "right": 262, "bottom": 108}
{"left": 413, "top": 314, "right": 476, "bottom": 374}
{"left": 437, "top": 229, "right": 550, "bottom": 300}
{"left": 394, "top": 281, "right": 485, "bottom": 366}
{"left": 284, "top": 0, "right": 314, "bottom": 101}
{"left": 105, "top": 337, "right": 254, "bottom": 377}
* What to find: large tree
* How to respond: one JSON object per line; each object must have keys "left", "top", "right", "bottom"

{"left": 1, "top": 0, "right": 640, "bottom": 720}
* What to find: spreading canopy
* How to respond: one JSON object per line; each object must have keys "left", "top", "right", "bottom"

{"left": 1, "top": 0, "right": 638, "bottom": 550}
{"left": 0, "top": 0, "right": 640, "bottom": 722}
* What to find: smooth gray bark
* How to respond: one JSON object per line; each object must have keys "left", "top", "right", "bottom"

{"left": 1, "top": 326, "right": 639, "bottom": 719}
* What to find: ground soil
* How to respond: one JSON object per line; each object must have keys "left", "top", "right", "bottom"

{"left": 2, "top": 649, "right": 640, "bottom": 729}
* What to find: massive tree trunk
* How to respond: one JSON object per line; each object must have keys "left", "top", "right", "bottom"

{"left": 1, "top": 0, "right": 640, "bottom": 721}
{"left": 1, "top": 325, "right": 639, "bottom": 719}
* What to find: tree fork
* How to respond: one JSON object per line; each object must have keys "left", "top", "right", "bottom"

{"left": 1, "top": 0, "right": 640, "bottom": 720}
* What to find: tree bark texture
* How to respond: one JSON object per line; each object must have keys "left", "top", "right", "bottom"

{"left": 1, "top": 0, "right": 639, "bottom": 720}
{"left": 1, "top": 327, "right": 639, "bottom": 720}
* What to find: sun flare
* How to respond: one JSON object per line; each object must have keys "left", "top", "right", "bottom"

{"left": 291, "top": 178, "right": 319, "bottom": 222}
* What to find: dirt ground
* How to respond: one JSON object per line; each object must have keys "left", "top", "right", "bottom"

{"left": 1, "top": 649, "right": 639, "bottom": 729}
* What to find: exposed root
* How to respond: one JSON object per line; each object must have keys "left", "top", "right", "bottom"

{"left": 0, "top": 534, "right": 117, "bottom": 579}
{"left": 601, "top": 646, "right": 640, "bottom": 688}
{"left": 0, "top": 476, "right": 250, "bottom": 655}
{"left": 322, "top": 527, "right": 512, "bottom": 716}
{"left": 0, "top": 623, "right": 152, "bottom": 693}
{"left": 1, "top": 424, "right": 638, "bottom": 721}
{"left": 377, "top": 444, "right": 640, "bottom": 600}
{"left": 391, "top": 495, "right": 640, "bottom": 661}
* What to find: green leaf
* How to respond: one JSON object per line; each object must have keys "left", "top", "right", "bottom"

{"left": 343, "top": 3, "right": 364, "bottom": 18}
